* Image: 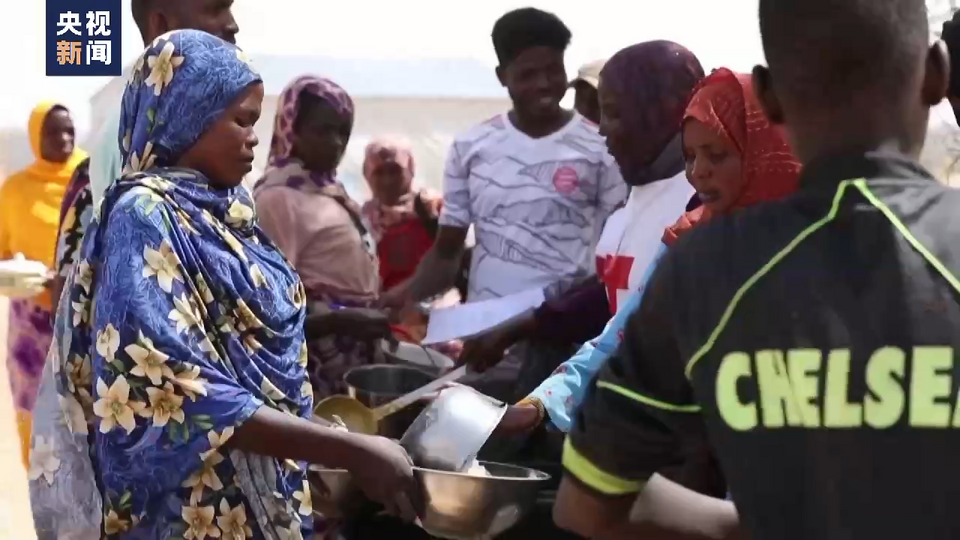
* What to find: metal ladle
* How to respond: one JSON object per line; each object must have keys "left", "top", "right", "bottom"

{"left": 314, "top": 365, "right": 468, "bottom": 434}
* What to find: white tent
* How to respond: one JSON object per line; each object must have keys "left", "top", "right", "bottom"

{"left": 24, "top": 43, "right": 960, "bottom": 192}
{"left": 920, "top": 101, "right": 960, "bottom": 187}
{"left": 930, "top": 0, "right": 959, "bottom": 39}
{"left": 87, "top": 54, "right": 510, "bottom": 200}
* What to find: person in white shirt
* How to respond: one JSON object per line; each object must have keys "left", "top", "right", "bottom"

{"left": 384, "top": 7, "right": 625, "bottom": 306}
{"left": 381, "top": 7, "right": 627, "bottom": 400}
{"left": 458, "top": 41, "right": 705, "bottom": 397}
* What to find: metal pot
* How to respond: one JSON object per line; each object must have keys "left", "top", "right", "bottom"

{"left": 344, "top": 365, "right": 437, "bottom": 439}
{"left": 381, "top": 340, "right": 455, "bottom": 376}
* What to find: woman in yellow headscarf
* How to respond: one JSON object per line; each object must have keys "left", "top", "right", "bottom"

{"left": 0, "top": 102, "right": 86, "bottom": 466}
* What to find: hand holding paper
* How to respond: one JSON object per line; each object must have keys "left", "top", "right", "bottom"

{"left": 422, "top": 288, "right": 546, "bottom": 345}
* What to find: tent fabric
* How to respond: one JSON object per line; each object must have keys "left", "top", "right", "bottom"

{"left": 5, "top": 53, "right": 959, "bottom": 193}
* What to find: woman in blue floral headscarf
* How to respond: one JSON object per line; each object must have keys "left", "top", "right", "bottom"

{"left": 29, "top": 30, "right": 418, "bottom": 540}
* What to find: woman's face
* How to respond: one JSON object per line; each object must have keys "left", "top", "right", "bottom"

{"left": 291, "top": 96, "right": 351, "bottom": 174}
{"left": 682, "top": 118, "right": 744, "bottom": 214}
{"left": 41, "top": 108, "right": 75, "bottom": 163}
{"left": 177, "top": 82, "right": 262, "bottom": 189}
{"left": 597, "top": 80, "right": 631, "bottom": 168}
{"left": 369, "top": 160, "right": 411, "bottom": 203}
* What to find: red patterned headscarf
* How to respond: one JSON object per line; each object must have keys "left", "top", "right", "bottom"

{"left": 362, "top": 136, "right": 416, "bottom": 192}
{"left": 360, "top": 137, "right": 443, "bottom": 241}
{"left": 663, "top": 68, "right": 801, "bottom": 245}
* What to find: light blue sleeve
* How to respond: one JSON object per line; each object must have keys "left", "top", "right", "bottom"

{"left": 528, "top": 243, "right": 668, "bottom": 432}
{"left": 88, "top": 109, "right": 123, "bottom": 207}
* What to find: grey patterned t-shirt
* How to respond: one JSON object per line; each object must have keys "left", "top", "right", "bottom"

{"left": 439, "top": 112, "right": 627, "bottom": 302}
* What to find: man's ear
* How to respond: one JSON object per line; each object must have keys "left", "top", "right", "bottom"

{"left": 752, "top": 65, "right": 785, "bottom": 125}
{"left": 923, "top": 40, "right": 950, "bottom": 107}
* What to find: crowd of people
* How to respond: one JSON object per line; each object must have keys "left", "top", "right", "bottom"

{"left": 3, "top": 0, "right": 960, "bottom": 537}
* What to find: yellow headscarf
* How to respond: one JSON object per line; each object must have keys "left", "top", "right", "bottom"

{"left": 0, "top": 101, "right": 87, "bottom": 272}
{"left": 24, "top": 101, "right": 88, "bottom": 180}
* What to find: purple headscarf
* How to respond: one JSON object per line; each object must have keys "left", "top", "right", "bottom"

{"left": 600, "top": 41, "right": 704, "bottom": 186}
{"left": 259, "top": 75, "right": 355, "bottom": 190}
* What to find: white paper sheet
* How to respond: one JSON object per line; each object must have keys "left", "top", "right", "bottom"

{"left": 422, "top": 288, "right": 546, "bottom": 345}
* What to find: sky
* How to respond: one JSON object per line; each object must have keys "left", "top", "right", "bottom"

{"left": 0, "top": 0, "right": 766, "bottom": 134}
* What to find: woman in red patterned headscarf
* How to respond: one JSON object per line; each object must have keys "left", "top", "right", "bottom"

{"left": 665, "top": 68, "right": 801, "bottom": 244}
{"left": 360, "top": 137, "right": 463, "bottom": 354}
{"left": 360, "top": 137, "right": 444, "bottom": 293}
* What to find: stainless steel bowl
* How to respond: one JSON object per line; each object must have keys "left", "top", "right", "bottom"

{"left": 400, "top": 386, "right": 507, "bottom": 472}
{"left": 307, "top": 467, "right": 360, "bottom": 520}
{"left": 416, "top": 461, "right": 550, "bottom": 539}
{"left": 309, "top": 462, "right": 551, "bottom": 539}
{"left": 344, "top": 364, "right": 437, "bottom": 439}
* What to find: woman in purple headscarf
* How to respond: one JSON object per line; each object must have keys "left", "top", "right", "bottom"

{"left": 254, "top": 75, "right": 392, "bottom": 399}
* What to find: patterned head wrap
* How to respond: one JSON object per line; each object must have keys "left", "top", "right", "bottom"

{"left": 664, "top": 68, "right": 801, "bottom": 244}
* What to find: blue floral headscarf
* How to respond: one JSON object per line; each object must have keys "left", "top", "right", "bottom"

{"left": 47, "top": 30, "right": 316, "bottom": 539}
{"left": 119, "top": 30, "right": 260, "bottom": 173}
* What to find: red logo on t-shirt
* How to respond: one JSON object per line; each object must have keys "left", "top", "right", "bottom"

{"left": 596, "top": 254, "right": 635, "bottom": 314}
{"left": 553, "top": 166, "right": 580, "bottom": 194}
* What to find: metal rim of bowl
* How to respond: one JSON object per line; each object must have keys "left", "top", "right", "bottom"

{"left": 343, "top": 364, "right": 437, "bottom": 396}
{"left": 380, "top": 340, "right": 454, "bottom": 370}
{"left": 308, "top": 461, "right": 551, "bottom": 481}
{"left": 344, "top": 363, "right": 437, "bottom": 379}
{"left": 414, "top": 461, "right": 551, "bottom": 482}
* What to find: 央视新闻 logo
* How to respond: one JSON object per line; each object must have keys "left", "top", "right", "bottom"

{"left": 47, "top": 0, "right": 121, "bottom": 76}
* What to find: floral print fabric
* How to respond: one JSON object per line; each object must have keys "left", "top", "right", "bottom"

{"left": 33, "top": 30, "right": 315, "bottom": 539}
{"left": 71, "top": 172, "right": 312, "bottom": 538}
{"left": 8, "top": 297, "right": 54, "bottom": 467}
{"left": 527, "top": 245, "right": 666, "bottom": 432}
{"left": 7, "top": 298, "right": 54, "bottom": 413}
{"left": 55, "top": 159, "right": 94, "bottom": 280}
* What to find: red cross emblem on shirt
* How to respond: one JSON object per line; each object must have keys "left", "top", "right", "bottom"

{"left": 596, "top": 254, "right": 634, "bottom": 314}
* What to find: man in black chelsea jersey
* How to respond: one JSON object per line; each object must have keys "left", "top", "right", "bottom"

{"left": 559, "top": 0, "right": 960, "bottom": 538}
